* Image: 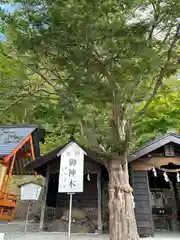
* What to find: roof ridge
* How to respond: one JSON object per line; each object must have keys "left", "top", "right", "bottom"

{"left": 129, "top": 132, "right": 180, "bottom": 162}
{"left": 133, "top": 132, "right": 180, "bottom": 154}
{"left": 0, "top": 125, "right": 38, "bottom": 128}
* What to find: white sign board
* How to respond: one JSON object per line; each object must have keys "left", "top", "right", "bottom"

{"left": 58, "top": 142, "right": 86, "bottom": 193}
{"left": 0, "top": 233, "right": 4, "bottom": 240}
{"left": 20, "top": 183, "right": 42, "bottom": 201}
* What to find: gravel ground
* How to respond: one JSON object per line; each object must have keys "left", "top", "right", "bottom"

{"left": 0, "top": 221, "right": 180, "bottom": 239}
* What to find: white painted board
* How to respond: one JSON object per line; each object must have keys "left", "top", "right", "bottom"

{"left": 20, "top": 183, "right": 42, "bottom": 201}
{"left": 58, "top": 142, "right": 85, "bottom": 193}
{"left": 0, "top": 233, "right": 4, "bottom": 240}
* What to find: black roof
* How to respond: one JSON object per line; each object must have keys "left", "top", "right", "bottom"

{"left": 26, "top": 133, "right": 180, "bottom": 173}
{"left": 25, "top": 137, "right": 104, "bottom": 172}
{"left": 128, "top": 132, "right": 180, "bottom": 162}
{"left": 18, "top": 181, "right": 43, "bottom": 188}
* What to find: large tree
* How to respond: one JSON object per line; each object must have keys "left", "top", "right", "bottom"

{"left": 2, "top": 1, "right": 180, "bottom": 239}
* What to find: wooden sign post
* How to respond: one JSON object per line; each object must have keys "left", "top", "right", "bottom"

{"left": 24, "top": 201, "right": 32, "bottom": 233}
{"left": 57, "top": 140, "right": 86, "bottom": 239}
{"left": 19, "top": 182, "right": 42, "bottom": 233}
{"left": 67, "top": 193, "right": 74, "bottom": 239}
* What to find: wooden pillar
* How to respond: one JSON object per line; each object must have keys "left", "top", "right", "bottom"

{"left": 29, "top": 135, "right": 37, "bottom": 176}
{"left": 4, "top": 154, "right": 16, "bottom": 194}
{"left": 29, "top": 135, "right": 35, "bottom": 160}
{"left": 97, "top": 170, "right": 102, "bottom": 233}
{"left": 39, "top": 165, "right": 50, "bottom": 231}
{"left": 0, "top": 163, "right": 7, "bottom": 191}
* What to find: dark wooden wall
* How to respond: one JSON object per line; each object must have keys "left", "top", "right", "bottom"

{"left": 131, "top": 170, "right": 154, "bottom": 237}
{"left": 57, "top": 173, "right": 98, "bottom": 208}
{"left": 46, "top": 173, "right": 98, "bottom": 208}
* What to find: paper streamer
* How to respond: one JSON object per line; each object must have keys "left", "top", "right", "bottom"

{"left": 163, "top": 172, "right": 169, "bottom": 182}
{"left": 152, "top": 166, "right": 157, "bottom": 177}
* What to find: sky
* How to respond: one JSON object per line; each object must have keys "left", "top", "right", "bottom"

{"left": 0, "top": 2, "right": 20, "bottom": 12}
{"left": 0, "top": 2, "right": 20, "bottom": 41}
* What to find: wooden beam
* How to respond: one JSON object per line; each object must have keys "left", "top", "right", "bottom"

{"left": 97, "top": 170, "right": 102, "bottom": 233}
{"left": 3, "top": 135, "right": 32, "bottom": 164}
{"left": 39, "top": 164, "right": 50, "bottom": 231}
{"left": 29, "top": 135, "right": 37, "bottom": 176}
{"left": 4, "top": 154, "right": 16, "bottom": 194}
{"left": 0, "top": 164, "right": 7, "bottom": 191}
{"left": 131, "top": 157, "right": 180, "bottom": 171}
{"left": 29, "top": 135, "right": 35, "bottom": 160}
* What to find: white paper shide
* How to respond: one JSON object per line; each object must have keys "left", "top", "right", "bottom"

{"left": 58, "top": 142, "right": 85, "bottom": 193}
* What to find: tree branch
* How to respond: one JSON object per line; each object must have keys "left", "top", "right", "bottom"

{"left": 25, "top": 64, "right": 61, "bottom": 94}
{"left": 148, "top": 0, "right": 161, "bottom": 41}
{"left": 1, "top": 96, "right": 26, "bottom": 113}
{"left": 0, "top": 47, "right": 61, "bottom": 96}
{"left": 137, "top": 24, "right": 180, "bottom": 116}
{"left": 0, "top": 86, "right": 59, "bottom": 114}
{"left": 80, "top": 119, "right": 109, "bottom": 158}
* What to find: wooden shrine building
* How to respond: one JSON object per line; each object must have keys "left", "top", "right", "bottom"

{"left": 129, "top": 132, "right": 180, "bottom": 237}
{"left": 26, "top": 133, "right": 180, "bottom": 237}
{"left": 26, "top": 137, "right": 107, "bottom": 233}
{"left": 0, "top": 125, "right": 45, "bottom": 222}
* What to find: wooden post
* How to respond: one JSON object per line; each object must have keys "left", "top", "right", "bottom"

{"left": 29, "top": 135, "right": 37, "bottom": 176}
{"left": 97, "top": 170, "right": 102, "bottom": 233}
{"left": 0, "top": 163, "right": 7, "bottom": 191}
{"left": 68, "top": 193, "right": 74, "bottom": 239}
{"left": 29, "top": 135, "right": 35, "bottom": 160}
{"left": 39, "top": 164, "right": 50, "bottom": 231}
{"left": 25, "top": 201, "right": 32, "bottom": 233}
{"left": 4, "top": 154, "right": 16, "bottom": 194}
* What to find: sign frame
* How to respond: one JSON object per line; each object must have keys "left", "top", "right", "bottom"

{"left": 58, "top": 141, "right": 86, "bottom": 193}
{"left": 57, "top": 140, "right": 87, "bottom": 239}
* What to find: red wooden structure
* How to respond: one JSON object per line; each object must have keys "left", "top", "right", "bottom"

{"left": 0, "top": 126, "right": 44, "bottom": 222}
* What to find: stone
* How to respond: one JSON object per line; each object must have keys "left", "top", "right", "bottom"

{"left": 62, "top": 208, "right": 86, "bottom": 221}
{"left": 61, "top": 216, "right": 68, "bottom": 221}
{"left": 85, "top": 208, "right": 97, "bottom": 221}
{"left": 103, "top": 222, "right": 109, "bottom": 233}
{"left": 15, "top": 200, "right": 42, "bottom": 220}
{"left": 46, "top": 219, "right": 67, "bottom": 232}
{"left": 71, "top": 224, "right": 89, "bottom": 233}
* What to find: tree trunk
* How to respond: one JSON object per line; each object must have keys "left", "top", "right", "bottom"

{"left": 108, "top": 158, "right": 139, "bottom": 240}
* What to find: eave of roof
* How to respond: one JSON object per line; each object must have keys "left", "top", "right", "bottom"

{"left": 0, "top": 125, "right": 37, "bottom": 157}
{"left": 128, "top": 132, "right": 180, "bottom": 162}
{"left": 27, "top": 133, "right": 180, "bottom": 172}
{"left": 25, "top": 137, "right": 105, "bottom": 172}
{"left": 0, "top": 124, "right": 39, "bottom": 129}
{"left": 18, "top": 181, "right": 43, "bottom": 188}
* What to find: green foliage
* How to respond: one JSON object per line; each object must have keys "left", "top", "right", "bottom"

{"left": 0, "top": 0, "right": 180, "bottom": 156}
{"left": 134, "top": 79, "right": 180, "bottom": 147}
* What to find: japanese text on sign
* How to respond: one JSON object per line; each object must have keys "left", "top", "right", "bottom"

{"left": 58, "top": 142, "right": 84, "bottom": 193}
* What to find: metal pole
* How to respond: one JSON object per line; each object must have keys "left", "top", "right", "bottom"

{"left": 68, "top": 193, "right": 73, "bottom": 239}
{"left": 25, "top": 201, "right": 31, "bottom": 233}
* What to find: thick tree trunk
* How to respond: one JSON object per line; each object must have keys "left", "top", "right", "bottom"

{"left": 108, "top": 158, "right": 139, "bottom": 240}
